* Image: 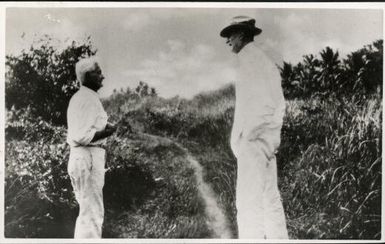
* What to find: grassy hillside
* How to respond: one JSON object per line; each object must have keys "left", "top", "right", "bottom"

{"left": 4, "top": 36, "right": 382, "bottom": 239}
{"left": 102, "top": 83, "right": 382, "bottom": 239}
{"left": 5, "top": 83, "right": 382, "bottom": 239}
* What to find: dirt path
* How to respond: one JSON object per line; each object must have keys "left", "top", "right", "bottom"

{"left": 127, "top": 132, "right": 232, "bottom": 238}
{"left": 185, "top": 154, "right": 232, "bottom": 238}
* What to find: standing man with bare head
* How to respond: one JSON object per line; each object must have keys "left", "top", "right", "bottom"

{"left": 220, "top": 16, "right": 288, "bottom": 239}
{"left": 67, "top": 57, "right": 116, "bottom": 238}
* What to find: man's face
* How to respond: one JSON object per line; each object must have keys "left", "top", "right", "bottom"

{"left": 87, "top": 63, "right": 105, "bottom": 91}
{"left": 226, "top": 32, "right": 244, "bottom": 53}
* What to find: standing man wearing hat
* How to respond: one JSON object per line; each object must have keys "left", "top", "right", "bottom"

{"left": 67, "top": 57, "right": 116, "bottom": 238}
{"left": 220, "top": 16, "right": 288, "bottom": 239}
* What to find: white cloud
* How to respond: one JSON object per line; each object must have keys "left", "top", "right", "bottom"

{"left": 121, "top": 40, "right": 235, "bottom": 98}
{"left": 167, "top": 39, "right": 185, "bottom": 52}
{"left": 273, "top": 10, "right": 382, "bottom": 64}
{"left": 122, "top": 12, "right": 152, "bottom": 31}
{"left": 276, "top": 13, "right": 320, "bottom": 63}
{"left": 7, "top": 13, "right": 89, "bottom": 55}
{"left": 7, "top": 8, "right": 382, "bottom": 99}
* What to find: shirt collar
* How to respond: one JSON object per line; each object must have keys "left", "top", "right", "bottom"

{"left": 241, "top": 42, "right": 257, "bottom": 54}
{"left": 80, "top": 85, "right": 100, "bottom": 98}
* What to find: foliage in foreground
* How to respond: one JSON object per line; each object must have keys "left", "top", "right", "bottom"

{"left": 279, "top": 93, "right": 382, "bottom": 239}
{"left": 108, "top": 84, "right": 382, "bottom": 239}
{"left": 4, "top": 37, "right": 382, "bottom": 239}
{"left": 5, "top": 106, "right": 211, "bottom": 238}
{"left": 4, "top": 83, "right": 382, "bottom": 239}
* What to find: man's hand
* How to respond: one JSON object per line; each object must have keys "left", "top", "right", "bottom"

{"left": 104, "top": 123, "right": 117, "bottom": 137}
{"left": 91, "top": 123, "right": 117, "bottom": 142}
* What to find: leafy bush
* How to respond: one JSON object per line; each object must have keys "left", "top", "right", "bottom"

{"left": 5, "top": 123, "right": 75, "bottom": 237}
{"left": 5, "top": 35, "right": 97, "bottom": 125}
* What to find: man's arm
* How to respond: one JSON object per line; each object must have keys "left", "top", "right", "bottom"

{"left": 68, "top": 95, "right": 117, "bottom": 146}
{"left": 91, "top": 123, "right": 117, "bottom": 142}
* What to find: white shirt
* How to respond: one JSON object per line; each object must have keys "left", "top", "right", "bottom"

{"left": 231, "top": 42, "right": 285, "bottom": 145}
{"left": 67, "top": 86, "right": 108, "bottom": 147}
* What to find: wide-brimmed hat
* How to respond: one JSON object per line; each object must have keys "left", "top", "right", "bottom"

{"left": 220, "top": 16, "right": 262, "bottom": 38}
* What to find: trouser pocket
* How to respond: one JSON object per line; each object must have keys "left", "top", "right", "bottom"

{"left": 68, "top": 149, "right": 93, "bottom": 200}
{"left": 246, "top": 128, "right": 281, "bottom": 162}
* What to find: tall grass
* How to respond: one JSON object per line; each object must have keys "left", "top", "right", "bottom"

{"left": 107, "top": 84, "right": 382, "bottom": 239}
{"left": 4, "top": 83, "right": 381, "bottom": 239}
{"left": 279, "top": 93, "right": 382, "bottom": 239}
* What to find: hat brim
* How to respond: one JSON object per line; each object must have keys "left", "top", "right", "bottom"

{"left": 220, "top": 24, "right": 262, "bottom": 38}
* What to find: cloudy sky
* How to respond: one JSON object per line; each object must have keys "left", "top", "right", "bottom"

{"left": 6, "top": 6, "right": 383, "bottom": 98}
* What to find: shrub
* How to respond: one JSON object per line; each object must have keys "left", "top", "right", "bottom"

{"left": 5, "top": 35, "right": 97, "bottom": 125}
{"left": 5, "top": 139, "right": 76, "bottom": 237}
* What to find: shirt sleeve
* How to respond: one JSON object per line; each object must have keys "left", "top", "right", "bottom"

{"left": 67, "top": 97, "right": 100, "bottom": 146}
{"left": 274, "top": 92, "right": 286, "bottom": 125}
{"left": 269, "top": 64, "right": 286, "bottom": 125}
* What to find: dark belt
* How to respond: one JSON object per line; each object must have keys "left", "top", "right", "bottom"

{"left": 87, "top": 144, "right": 106, "bottom": 149}
{"left": 71, "top": 144, "right": 106, "bottom": 150}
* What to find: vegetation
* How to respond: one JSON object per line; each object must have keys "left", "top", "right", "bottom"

{"left": 4, "top": 36, "right": 382, "bottom": 239}
{"left": 5, "top": 35, "right": 96, "bottom": 125}
{"left": 280, "top": 40, "right": 382, "bottom": 100}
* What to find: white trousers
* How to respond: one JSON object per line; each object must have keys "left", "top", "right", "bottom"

{"left": 233, "top": 132, "right": 288, "bottom": 239}
{"left": 68, "top": 147, "right": 106, "bottom": 239}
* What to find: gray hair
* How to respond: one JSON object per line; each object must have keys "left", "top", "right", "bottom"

{"left": 75, "top": 57, "right": 100, "bottom": 85}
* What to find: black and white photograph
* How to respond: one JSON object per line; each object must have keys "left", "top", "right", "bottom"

{"left": 1, "top": 2, "right": 384, "bottom": 242}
